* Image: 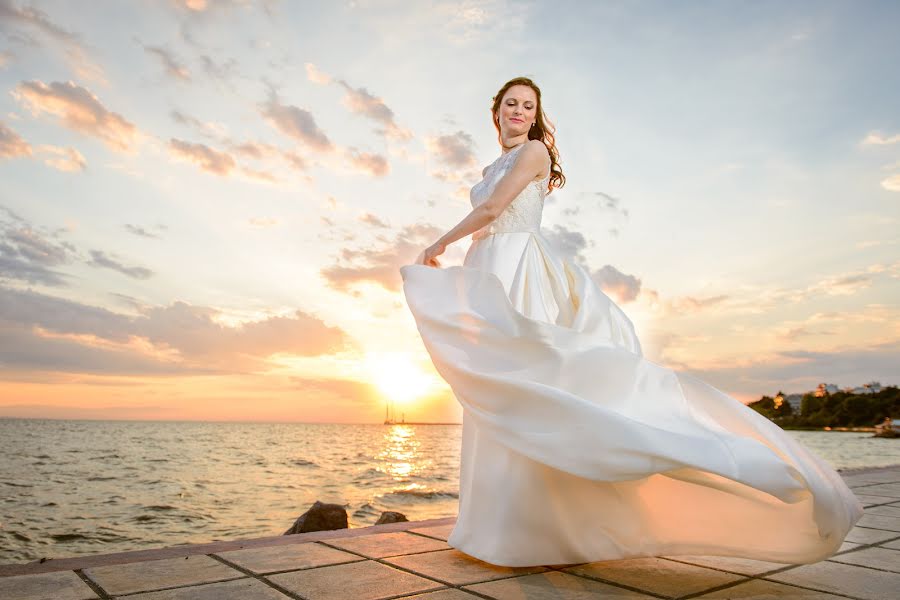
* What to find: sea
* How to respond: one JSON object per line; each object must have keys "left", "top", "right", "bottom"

{"left": 2, "top": 418, "right": 899, "bottom": 565}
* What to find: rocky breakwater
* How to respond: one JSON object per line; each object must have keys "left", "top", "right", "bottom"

{"left": 283, "top": 500, "right": 408, "bottom": 534}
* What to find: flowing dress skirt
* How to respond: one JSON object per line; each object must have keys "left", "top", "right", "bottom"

{"left": 399, "top": 230, "right": 863, "bottom": 567}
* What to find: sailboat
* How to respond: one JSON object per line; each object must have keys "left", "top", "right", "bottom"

{"left": 383, "top": 400, "right": 406, "bottom": 424}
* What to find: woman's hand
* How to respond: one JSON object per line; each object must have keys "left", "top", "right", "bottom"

{"left": 418, "top": 241, "right": 446, "bottom": 268}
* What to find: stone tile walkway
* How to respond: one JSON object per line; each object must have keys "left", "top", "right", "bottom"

{"left": 2, "top": 464, "right": 899, "bottom": 599}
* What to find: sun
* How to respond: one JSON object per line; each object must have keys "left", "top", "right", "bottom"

{"left": 364, "top": 352, "right": 433, "bottom": 404}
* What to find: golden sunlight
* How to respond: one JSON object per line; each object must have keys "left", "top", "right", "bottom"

{"left": 364, "top": 352, "right": 432, "bottom": 404}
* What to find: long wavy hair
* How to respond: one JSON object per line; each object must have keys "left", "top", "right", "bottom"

{"left": 490, "top": 77, "right": 565, "bottom": 194}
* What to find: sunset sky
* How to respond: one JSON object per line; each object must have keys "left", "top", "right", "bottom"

{"left": 1, "top": 0, "right": 897, "bottom": 423}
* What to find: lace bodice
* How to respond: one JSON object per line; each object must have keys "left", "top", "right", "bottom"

{"left": 470, "top": 143, "right": 550, "bottom": 236}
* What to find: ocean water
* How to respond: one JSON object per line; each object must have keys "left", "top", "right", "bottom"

{"left": 2, "top": 418, "right": 899, "bottom": 565}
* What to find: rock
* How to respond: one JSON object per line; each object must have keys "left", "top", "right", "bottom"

{"left": 283, "top": 500, "right": 348, "bottom": 534}
{"left": 374, "top": 511, "right": 408, "bottom": 525}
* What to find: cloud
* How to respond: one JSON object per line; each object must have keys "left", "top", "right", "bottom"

{"left": 0, "top": 284, "right": 355, "bottom": 375}
{"left": 239, "top": 165, "right": 278, "bottom": 183}
{"left": 36, "top": 144, "right": 86, "bottom": 172}
{"left": 541, "top": 225, "right": 590, "bottom": 260}
{"left": 168, "top": 111, "right": 306, "bottom": 180}
{"left": 124, "top": 224, "right": 166, "bottom": 239}
{"left": 1, "top": 122, "right": 87, "bottom": 171}
{"left": 430, "top": 0, "right": 529, "bottom": 45}
{"left": 0, "top": 0, "right": 105, "bottom": 82}
{"left": 87, "top": 249, "right": 154, "bottom": 280}
{"left": 171, "top": 0, "right": 266, "bottom": 14}
{"left": 560, "top": 191, "right": 630, "bottom": 225}
{"left": 173, "top": 0, "right": 210, "bottom": 12}
{"left": 12, "top": 80, "right": 139, "bottom": 152}
{"left": 676, "top": 340, "right": 900, "bottom": 400}
{"left": 427, "top": 131, "right": 477, "bottom": 169}
{"left": 776, "top": 325, "right": 836, "bottom": 343}
{"left": 0, "top": 120, "right": 32, "bottom": 158}
{"left": 168, "top": 138, "right": 236, "bottom": 175}
{"left": 248, "top": 217, "right": 278, "bottom": 228}
{"left": 344, "top": 147, "right": 389, "bottom": 177}
{"left": 287, "top": 375, "right": 377, "bottom": 403}
{"left": 860, "top": 131, "right": 900, "bottom": 146}
{"left": 304, "top": 63, "right": 412, "bottom": 141}
{"left": 881, "top": 173, "right": 900, "bottom": 192}
{"left": 359, "top": 213, "right": 390, "bottom": 228}
{"left": 0, "top": 208, "right": 76, "bottom": 286}
{"left": 320, "top": 223, "right": 446, "bottom": 294}
{"left": 142, "top": 44, "right": 191, "bottom": 81}
{"left": 261, "top": 92, "right": 333, "bottom": 152}
{"left": 541, "top": 224, "right": 644, "bottom": 304}
{"left": 199, "top": 54, "right": 239, "bottom": 81}
{"left": 230, "top": 141, "right": 280, "bottom": 160}
{"left": 170, "top": 109, "right": 228, "bottom": 139}
{"left": 0, "top": 320, "right": 207, "bottom": 376}
{"left": 305, "top": 62, "right": 332, "bottom": 85}
{"left": 592, "top": 264, "right": 643, "bottom": 303}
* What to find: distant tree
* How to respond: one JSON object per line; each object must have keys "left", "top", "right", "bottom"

{"left": 759, "top": 386, "right": 900, "bottom": 428}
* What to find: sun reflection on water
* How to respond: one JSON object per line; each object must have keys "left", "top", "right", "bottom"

{"left": 375, "top": 424, "right": 422, "bottom": 481}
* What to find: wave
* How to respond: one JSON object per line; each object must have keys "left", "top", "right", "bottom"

{"left": 384, "top": 489, "right": 459, "bottom": 500}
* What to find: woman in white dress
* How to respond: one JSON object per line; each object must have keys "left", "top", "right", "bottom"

{"left": 399, "top": 77, "right": 863, "bottom": 567}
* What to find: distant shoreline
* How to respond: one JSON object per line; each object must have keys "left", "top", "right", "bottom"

{"left": 781, "top": 426, "right": 877, "bottom": 432}
{"left": 383, "top": 421, "right": 461, "bottom": 425}
{"left": 0, "top": 416, "right": 462, "bottom": 425}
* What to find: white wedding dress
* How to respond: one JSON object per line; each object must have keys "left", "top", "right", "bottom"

{"left": 399, "top": 142, "right": 863, "bottom": 567}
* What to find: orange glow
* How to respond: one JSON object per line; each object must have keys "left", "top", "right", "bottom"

{"left": 364, "top": 351, "right": 433, "bottom": 405}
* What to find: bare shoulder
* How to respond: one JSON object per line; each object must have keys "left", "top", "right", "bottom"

{"left": 515, "top": 140, "right": 550, "bottom": 177}
{"left": 519, "top": 140, "right": 550, "bottom": 165}
{"left": 525, "top": 139, "right": 549, "bottom": 157}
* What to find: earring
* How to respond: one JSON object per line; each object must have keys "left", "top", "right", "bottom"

{"left": 531, "top": 122, "right": 536, "bottom": 128}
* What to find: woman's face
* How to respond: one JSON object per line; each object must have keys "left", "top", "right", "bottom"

{"left": 496, "top": 84, "right": 537, "bottom": 137}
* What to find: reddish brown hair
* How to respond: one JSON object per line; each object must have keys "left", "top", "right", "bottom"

{"left": 490, "top": 77, "right": 565, "bottom": 194}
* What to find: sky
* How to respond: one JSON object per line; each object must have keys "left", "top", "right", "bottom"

{"left": 0, "top": 0, "right": 897, "bottom": 424}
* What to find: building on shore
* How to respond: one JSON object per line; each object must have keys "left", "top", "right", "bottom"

{"left": 846, "top": 381, "right": 883, "bottom": 395}
{"left": 813, "top": 383, "right": 841, "bottom": 397}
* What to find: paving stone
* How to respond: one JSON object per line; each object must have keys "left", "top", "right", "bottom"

{"left": 837, "top": 541, "right": 864, "bottom": 553}
{"left": 856, "top": 513, "right": 900, "bottom": 532}
{"left": 0, "top": 570, "right": 98, "bottom": 600}
{"left": 842, "top": 472, "right": 900, "bottom": 484}
{"left": 766, "top": 560, "right": 900, "bottom": 600}
{"left": 562, "top": 556, "right": 745, "bottom": 598}
{"left": 83, "top": 555, "right": 244, "bottom": 596}
{"left": 123, "top": 576, "right": 289, "bottom": 599}
{"left": 384, "top": 549, "right": 547, "bottom": 586}
{"left": 864, "top": 503, "right": 900, "bottom": 518}
{"left": 409, "top": 523, "right": 456, "bottom": 541}
{"left": 879, "top": 537, "right": 900, "bottom": 550}
{"left": 323, "top": 531, "right": 450, "bottom": 558}
{"left": 827, "top": 546, "right": 900, "bottom": 573}
{"left": 403, "top": 589, "right": 482, "bottom": 599}
{"left": 844, "top": 526, "right": 900, "bottom": 544}
{"left": 845, "top": 478, "right": 892, "bottom": 488}
{"left": 659, "top": 553, "right": 791, "bottom": 576}
{"left": 464, "top": 570, "right": 652, "bottom": 598}
{"left": 693, "top": 577, "right": 848, "bottom": 598}
{"left": 854, "top": 483, "right": 900, "bottom": 497}
{"left": 215, "top": 540, "right": 361, "bottom": 574}
{"left": 855, "top": 494, "right": 900, "bottom": 506}
{"left": 265, "top": 559, "right": 443, "bottom": 600}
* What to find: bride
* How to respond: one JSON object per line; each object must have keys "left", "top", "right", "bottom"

{"left": 399, "top": 77, "right": 863, "bottom": 567}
